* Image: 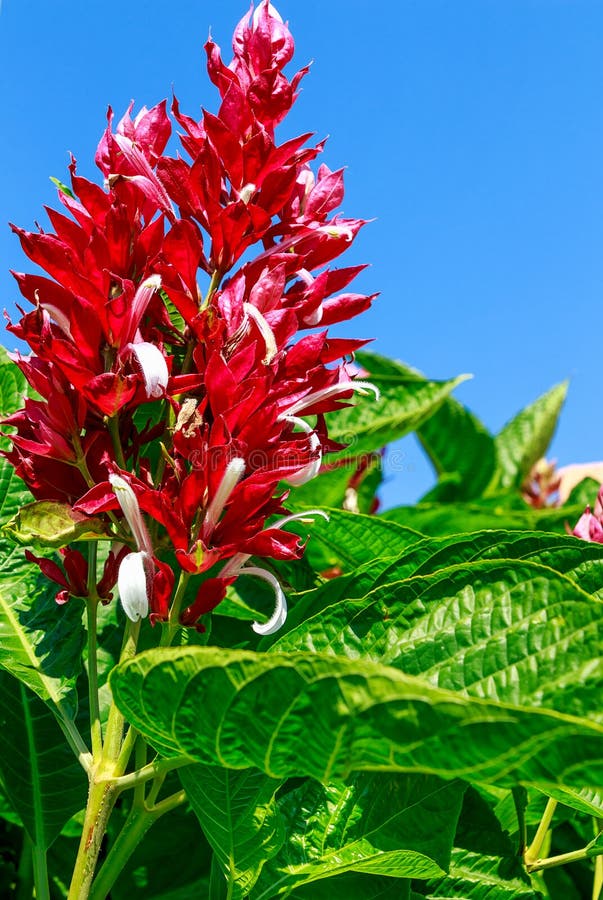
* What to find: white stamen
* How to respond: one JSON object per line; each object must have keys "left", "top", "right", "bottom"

{"left": 238, "top": 183, "right": 256, "bottom": 204}
{"left": 282, "top": 415, "right": 322, "bottom": 486}
{"left": 130, "top": 342, "right": 169, "bottom": 399}
{"left": 218, "top": 511, "right": 329, "bottom": 580}
{"left": 109, "top": 473, "right": 153, "bottom": 556}
{"left": 271, "top": 509, "right": 330, "bottom": 530}
{"left": 303, "top": 305, "right": 323, "bottom": 327}
{"left": 240, "top": 566, "right": 288, "bottom": 636}
{"left": 117, "top": 551, "right": 150, "bottom": 621}
{"left": 283, "top": 380, "right": 381, "bottom": 418}
{"left": 204, "top": 458, "right": 246, "bottom": 536}
{"left": 243, "top": 303, "right": 278, "bottom": 365}
{"left": 131, "top": 275, "right": 162, "bottom": 332}
{"left": 297, "top": 268, "right": 314, "bottom": 286}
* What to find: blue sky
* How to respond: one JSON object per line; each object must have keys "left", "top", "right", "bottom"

{"left": 1, "top": 0, "right": 602, "bottom": 507}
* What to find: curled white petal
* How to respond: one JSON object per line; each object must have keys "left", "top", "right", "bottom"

{"left": 271, "top": 509, "right": 330, "bottom": 530}
{"left": 117, "top": 551, "right": 150, "bottom": 622}
{"left": 130, "top": 341, "right": 169, "bottom": 399}
{"left": 283, "top": 380, "right": 381, "bottom": 418}
{"left": 243, "top": 303, "right": 278, "bottom": 365}
{"left": 109, "top": 473, "right": 153, "bottom": 555}
{"left": 282, "top": 415, "right": 322, "bottom": 486}
{"left": 240, "top": 566, "right": 288, "bottom": 636}
{"left": 238, "top": 183, "right": 256, "bottom": 204}
{"left": 204, "top": 458, "right": 246, "bottom": 536}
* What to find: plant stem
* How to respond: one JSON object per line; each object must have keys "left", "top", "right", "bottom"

{"left": 89, "top": 788, "right": 186, "bottom": 900}
{"left": 526, "top": 846, "right": 593, "bottom": 873}
{"left": 593, "top": 818, "right": 603, "bottom": 900}
{"left": 67, "top": 778, "right": 117, "bottom": 900}
{"left": 160, "top": 570, "right": 191, "bottom": 646}
{"left": 86, "top": 547, "right": 102, "bottom": 758}
{"left": 106, "top": 755, "right": 191, "bottom": 792}
{"left": 525, "top": 797, "right": 557, "bottom": 867}
{"left": 108, "top": 415, "right": 127, "bottom": 469}
{"left": 511, "top": 785, "right": 528, "bottom": 856}
{"left": 32, "top": 841, "right": 50, "bottom": 900}
{"left": 15, "top": 832, "right": 33, "bottom": 900}
{"left": 67, "top": 618, "right": 141, "bottom": 899}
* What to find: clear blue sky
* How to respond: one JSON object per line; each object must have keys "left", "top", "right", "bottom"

{"left": 1, "top": 0, "right": 602, "bottom": 507}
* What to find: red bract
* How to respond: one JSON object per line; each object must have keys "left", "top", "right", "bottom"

{"left": 4, "top": 0, "right": 376, "bottom": 632}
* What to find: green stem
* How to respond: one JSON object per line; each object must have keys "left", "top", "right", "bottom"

{"left": 55, "top": 707, "right": 93, "bottom": 772}
{"left": 67, "top": 778, "right": 117, "bottom": 900}
{"left": 89, "top": 789, "right": 186, "bottom": 900}
{"left": 32, "top": 842, "right": 50, "bottom": 900}
{"left": 525, "top": 797, "right": 557, "bottom": 866}
{"left": 526, "top": 846, "right": 593, "bottom": 873}
{"left": 16, "top": 832, "right": 33, "bottom": 900}
{"left": 67, "top": 619, "right": 141, "bottom": 899}
{"left": 160, "top": 571, "right": 191, "bottom": 646}
{"left": 594, "top": 818, "right": 603, "bottom": 900}
{"left": 86, "top": 547, "right": 102, "bottom": 758}
{"left": 106, "top": 755, "right": 191, "bottom": 793}
{"left": 108, "top": 415, "right": 127, "bottom": 469}
{"left": 511, "top": 785, "right": 528, "bottom": 856}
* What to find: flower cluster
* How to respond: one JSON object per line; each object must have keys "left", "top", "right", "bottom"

{"left": 4, "top": 2, "right": 376, "bottom": 632}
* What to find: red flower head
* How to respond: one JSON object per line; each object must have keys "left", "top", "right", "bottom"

{"left": 5, "top": 1, "right": 377, "bottom": 634}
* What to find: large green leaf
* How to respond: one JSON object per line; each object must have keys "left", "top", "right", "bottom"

{"left": 414, "top": 786, "right": 540, "bottom": 899}
{"left": 382, "top": 498, "right": 584, "bottom": 537}
{"left": 251, "top": 774, "right": 464, "bottom": 897}
{"left": 490, "top": 382, "right": 568, "bottom": 492}
{"left": 420, "top": 849, "right": 541, "bottom": 899}
{"left": 325, "top": 352, "right": 469, "bottom": 460}
{"left": 288, "top": 507, "right": 422, "bottom": 574}
{"left": 285, "top": 871, "right": 409, "bottom": 899}
{"left": 271, "top": 529, "right": 603, "bottom": 650}
{"left": 276, "top": 557, "right": 603, "bottom": 722}
{"left": 0, "top": 672, "right": 85, "bottom": 850}
{"left": 179, "top": 765, "right": 284, "bottom": 899}
{"left": 110, "top": 647, "right": 603, "bottom": 789}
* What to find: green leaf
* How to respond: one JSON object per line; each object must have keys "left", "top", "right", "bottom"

{"left": 490, "top": 382, "right": 568, "bottom": 491}
{"left": 3, "top": 500, "right": 108, "bottom": 548}
{"left": 290, "top": 454, "right": 382, "bottom": 514}
{"left": 325, "top": 351, "right": 470, "bottom": 460}
{"left": 251, "top": 774, "right": 464, "bottom": 897}
{"left": 272, "top": 528, "right": 603, "bottom": 649}
{"left": 0, "top": 672, "right": 85, "bottom": 850}
{"left": 179, "top": 765, "right": 284, "bottom": 899}
{"left": 49, "top": 177, "right": 75, "bottom": 199}
{"left": 287, "top": 507, "right": 422, "bottom": 574}
{"left": 276, "top": 556, "right": 603, "bottom": 722}
{"left": 382, "top": 497, "right": 584, "bottom": 537}
{"left": 419, "top": 848, "right": 541, "bottom": 898}
{"left": 110, "top": 646, "right": 603, "bottom": 789}
{"left": 284, "top": 872, "right": 409, "bottom": 899}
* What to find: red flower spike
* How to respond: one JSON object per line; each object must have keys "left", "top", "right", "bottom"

{"left": 6, "top": 1, "right": 377, "bottom": 633}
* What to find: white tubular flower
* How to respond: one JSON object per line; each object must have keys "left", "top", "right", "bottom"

{"left": 240, "top": 566, "right": 288, "bottom": 636}
{"left": 243, "top": 303, "right": 278, "bottom": 365}
{"left": 109, "top": 473, "right": 153, "bottom": 556}
{"left": 203, "top": 458, "right": 246, "bottom": 537}
{"left": 130, "top": 341, "right": 169, "bottom": 399}
{"left": 117, "top": 551, "right": 151, "bottom": 622}
{"left": 282, "top": 415, "right": 322, "bottom": 486}
{"left": 283, "top": 380, "right": 381, "bottom": 418}
{"left": 271, "top": 509, "right": 330, "bottom": 529}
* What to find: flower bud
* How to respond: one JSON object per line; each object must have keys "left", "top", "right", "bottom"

{"left": 130, "top": 341, "right": 169, "bottom": 399}
{"left": 117, "top": 550, "right": 151, "bottom": 621}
